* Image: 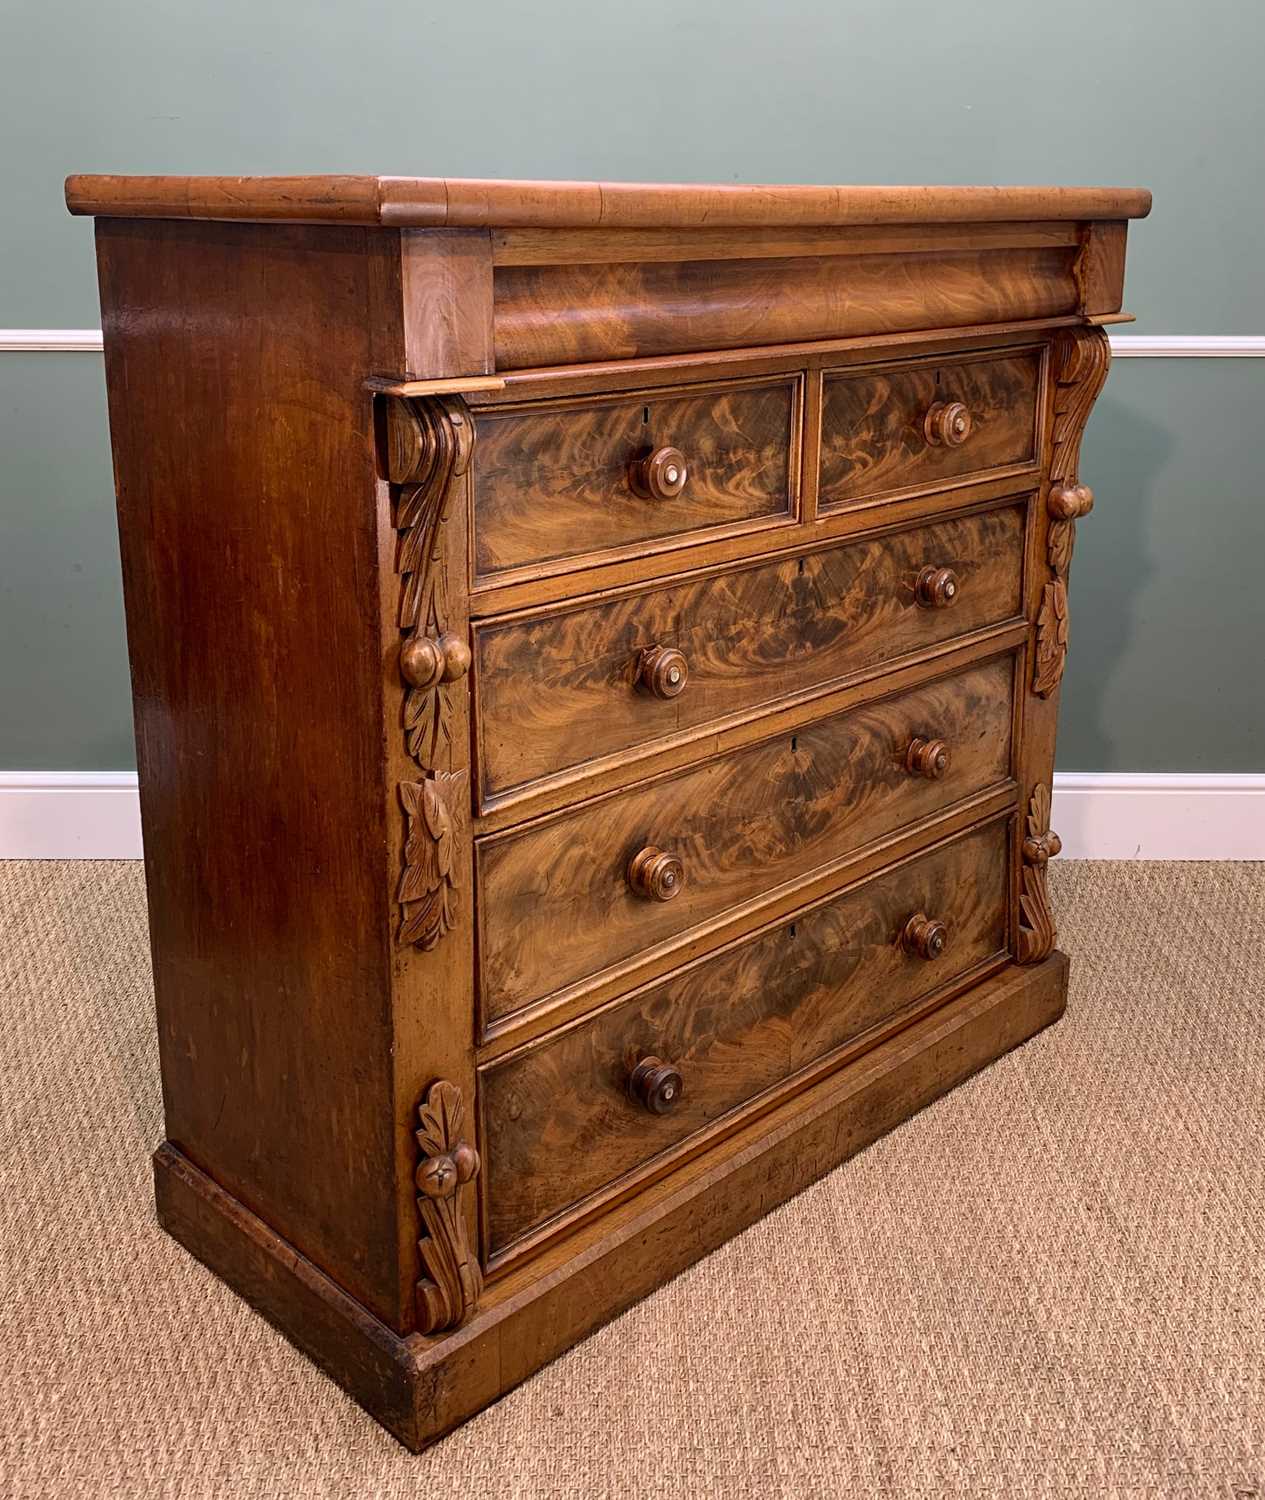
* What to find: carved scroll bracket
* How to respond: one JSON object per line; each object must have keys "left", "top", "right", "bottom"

{"left": 1017, "top": 784, "right": 1062, "bottom": 964}
{"left": 387, "top": 395, "right": 474, "bottom": 771}
{"left": 1033, "top": 327, "right": 1110, "bottom": 698}
{"left": 414, "top": 1080, "right": 483, "bottom": 1335}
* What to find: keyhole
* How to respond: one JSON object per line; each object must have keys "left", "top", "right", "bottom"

{"left": 788, "top": 924, "right": 797, "bottom": 939}
{"left": 791, "top": 735, "right": 798, "bottom": 752}
{"left": 642, "top": 406, "right": 650, "bottom": 424}
{"left": 797, "top": 558, "right": 806, "bottom": 576}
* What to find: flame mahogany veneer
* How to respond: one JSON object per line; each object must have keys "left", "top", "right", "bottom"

{"left": 68, "top": 174, "right": 1147, "bottom": 1450}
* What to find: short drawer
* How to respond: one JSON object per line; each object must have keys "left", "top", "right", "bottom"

{"left": 474, "top": 502, "right": 1025, "bottom": 804}
{"left": 471, "top": 375, "right": 800, "bottom": 580}
{"left": 481, "top": 818, "right": 1010, "bottom": 1258}
{"left": 818, "top": 347, "right": 1041, "bottom": 510}
{"left": 477, "top": 653, "right": 1015, "bottom": 1027}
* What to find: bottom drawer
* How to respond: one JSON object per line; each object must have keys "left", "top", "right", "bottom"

{"left": 481, "top": 816, "right": 1011, "bottom": 1259}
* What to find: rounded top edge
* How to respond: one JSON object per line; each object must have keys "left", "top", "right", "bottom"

{"left": 65, "top": 175, "right": 1152, "bottom": 228}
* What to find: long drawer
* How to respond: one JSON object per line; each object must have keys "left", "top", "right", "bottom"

{"left": 480, "top": 817, "right": 1010, "bottom": 1258}
{"left": 477, "top": 653, "right": 1015, "bottom": 1028}
{"left": 474, "top": 501, "right": 1026, "bottom": 805}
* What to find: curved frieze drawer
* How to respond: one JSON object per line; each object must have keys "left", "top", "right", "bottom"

{"left": 818, "top": 347, "right": 1041, "bottom": 510}
{"left": 476, "top": 653, "right": 1015, "bottom": 1029}
{"left": 480, "top": 817, "right": 1010, "bottom": 1260}
{"left": 472, "top": 374, "right": 800, "bottom": 582}
{"left": 473, "top": 502, "right": 1025, "bottom": 806}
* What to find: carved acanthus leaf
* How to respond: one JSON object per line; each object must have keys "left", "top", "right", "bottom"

{"left": 414, "top": 1081, "right": 483, "bottom": 1335}
{"left": 1017, "top": 784, "right": 1062, "bottom": 965}
{"left": 398, "top": 770, "right": 466, "bottom": 950}
{"left": 1033, "top": 328, "right": 1110, "bottom": 698}
{"left": 389, "top": 396, "right": 474, "bottom": 770}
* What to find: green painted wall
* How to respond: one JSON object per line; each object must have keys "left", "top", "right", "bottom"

{"left": 2, "top": 0, "right": 1262, "bottom": 770}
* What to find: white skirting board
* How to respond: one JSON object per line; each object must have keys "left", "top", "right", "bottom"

{"left": 1, "top": 771, "right": 1262, "bottom": 861}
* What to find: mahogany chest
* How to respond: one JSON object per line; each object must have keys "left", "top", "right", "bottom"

{"left": 66, "top": 174, "right": 1149, "bottom": 1449}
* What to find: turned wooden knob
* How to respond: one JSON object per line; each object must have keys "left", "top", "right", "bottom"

{"left": 630, "top": 446, "right": 688, "bottom": 501}
{"left": 905, "top": 736, "right": 950, "bottom": 780}
{"left": 901, "top": 912, "right": 949, "bottom": 961}
{"left": 637, "top": 644, "right": 688, "bottom": 699}
{"left": 629, "top": 1056, "right": 683, "bottom": 1115}
{"left": 400, "top": 631, "right": 471, "bottom": 690}
{"left": 923, "top": 401, "right": 973, "bottom": 448}
{"left": 1023, "top": 828, "right": 1063, "bottom": 865}
{"left": 915, "top": 565, "right": 960, "bottom": 609}
{"left": 628, "top": 846, "right": 685, "bottom": 901}
{"left": 1048, "top": 483, "right": 1094, "bottom": 521}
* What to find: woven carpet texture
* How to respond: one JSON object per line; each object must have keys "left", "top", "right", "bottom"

{"left": 1, "top": 859, "right": 1262, "bottom": 1498}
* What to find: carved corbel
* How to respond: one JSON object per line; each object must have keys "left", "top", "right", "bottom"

{"left": 387, "top": 395, "right": 474, "bottom": 770}
{"left": 1033, "top": 327, "right": 1110, "bottom": 697}
{"left": 1017, "top": 784, "right": 1062, "bottom": 964}
{"left": 414, "top": 1080, "right": 483, "bottom": 1334}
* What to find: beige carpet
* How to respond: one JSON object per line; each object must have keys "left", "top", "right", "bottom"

{"left": 1, "top": 860, "right": 1262, "bottom": 1499}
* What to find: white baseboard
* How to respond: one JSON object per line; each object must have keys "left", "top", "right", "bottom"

{"left": 0, "top": 773, "right": 143, "bottom": 859}
{"left": 1050, "top": 773, "right": 1265, "bottom": 860}
{"left": 2, "top": 770, "right": 1262, "bottom": 861}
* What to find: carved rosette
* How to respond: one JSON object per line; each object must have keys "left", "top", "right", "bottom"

{"left": 1017, "top": 784, "right": 1063, "bottom": 964}
{"left": 1033, "top": 327, "right": 1110, "bottom": 698}
{"left": 414, "top": 1080, "right": 483, "bottom": 1334}
{"left": 387, "top": 396, "right": 474, "bottom": 950}
{"left": 388, "top": 395, "right": 474, "bottom": 769}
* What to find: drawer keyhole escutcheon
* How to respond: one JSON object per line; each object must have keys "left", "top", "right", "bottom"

{"left": 923, "top": 400, "right": 973, "bottom": 447}
{"left": 628, "top": 845, "right": 685, "bottom": 902}
{"left": 901, "top": 912, "right": 949, "bottom": 961}
{"left": 400, "top": 631, "right": 471, "bottom": 690}
{"left": 630, "top": 445, "right": 689, "bottom": 501}
{"left": 629, "top": 1056, "right": 684, "bottom": 1115}
{"left": 905, "top": 736, "right": 950, "bottom": 780}
{"left": 637, "top": 644, "right": 689, "bottom": 699}
{"left": 914, "top": 565, "right": 960, "bottom": 609}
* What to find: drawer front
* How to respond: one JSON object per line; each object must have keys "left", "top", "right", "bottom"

{"left": 475, "top": 502, "right": 1025, "bottom": 803}
{"left": 818, "top": 349, "right": 1041, "bottom": 510}
{"left": 477, "top": 654, "right": 1015, "bottom": 1026}
{"left": 482, "top": 818, "right": 1010, "bottom": 1256}
{"left": 472, "top": 376, "right": 799, "bottom": 579}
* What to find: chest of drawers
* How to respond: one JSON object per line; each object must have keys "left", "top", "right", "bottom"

{"left": 67, "top": 173, "right": 1149, "bottom": 1450}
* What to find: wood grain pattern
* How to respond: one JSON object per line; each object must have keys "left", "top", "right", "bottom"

{"left": 819, "top": 349, "right": 1041, "bottom": 508}
{"left": 481, "top": 818, "right": 1010, "bottom": 1257}
{"left": 492, "top": 247, "right": 1079, "bottom": 367}
{"left": 474, "top": 504, "right": 1026, "bottom": 803}
{"left": 413, "top": 1081, "right": 484, "bottom": 1332}
{"left": 1076, "top": 222, "right": 1128, "bottom": 316}
{"left": 476, "top": 655, "right": 1014, "bottom": 1024}
{"left": 66, "top": 174, "right": 1153, "bottom": 228}
{"left": 152, "top": 953, "right": 1068, "bottom": 1451}
{"left": 92, "top": 217, "right": 407, "bottom": 1327}
{"left": 472, "top": 376, "right": 798, "bottom": 578}
{"left": 1033, "top": 328, "right": 1111, "bottom": 696}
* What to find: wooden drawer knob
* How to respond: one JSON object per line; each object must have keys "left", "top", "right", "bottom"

{"left": 905, "top": 736, "right": 950, "bottom": 780}
{"left": 923, "top": 400, "right": 973, "bottom": 447}
{"left": 629, "top": 1056, "right": 684, "bottom": 1114}
{"left": 1048, "top": 483, "right": 1094, "bottom": 521}
{"left": 637, "top": 644, "right": 688, "bottom": 699}
{"left": 901, "top": 912, "right": 949, "bottom": 960}
{"left": 915, "top": 565, "right": 960, "bottom": 609}
{"left": 630, "top": 446, "right": 689, "bottom": 501}
{"left": 628, "top": 846, "right": 685, "bottom": 902}
{"left": 400, "top": 631, "right": 471, "bottom": 690}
